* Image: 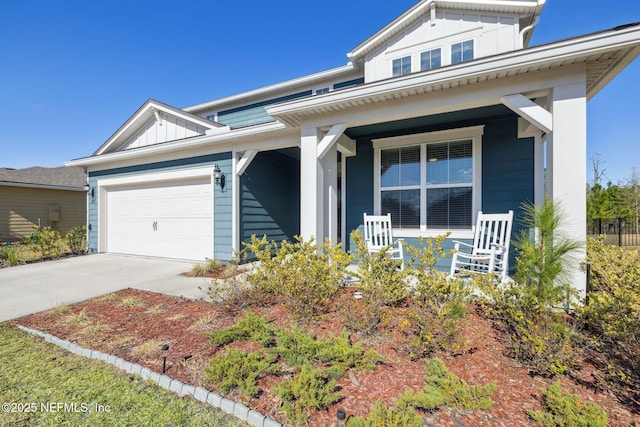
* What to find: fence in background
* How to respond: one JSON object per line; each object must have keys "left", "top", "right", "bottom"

{"left": 587, "top": 217, "right": 640, "bottom": 247}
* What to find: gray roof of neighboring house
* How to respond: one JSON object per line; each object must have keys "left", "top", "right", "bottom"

{"left": 0, "top": 166, "right": 86, "bottom": 190}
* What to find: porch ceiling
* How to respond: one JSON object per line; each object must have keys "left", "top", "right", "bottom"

{"left": 345, "top": 105, "right": 513, "bottom": 140}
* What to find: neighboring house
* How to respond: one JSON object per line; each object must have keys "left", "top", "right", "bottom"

{"left": 66, "top": 0, "right": 640, "bottom": 294}
{"left": 0, "top": 166, "right": 87, "bottom": 241}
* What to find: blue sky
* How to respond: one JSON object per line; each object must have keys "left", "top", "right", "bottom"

{"left": 1, "top": 0, "right": 638, "bottom": 184}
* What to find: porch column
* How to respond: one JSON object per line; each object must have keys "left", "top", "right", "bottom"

{"left": 300, "top": 126, "right": 340, "bottom": 243}
{"left": 549, "top": 78, "right": 587, "bottom": 297}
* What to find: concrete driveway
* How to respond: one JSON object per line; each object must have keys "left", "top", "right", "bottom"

{"left": 0, "top": 253, "right": 211, "bottom": 322}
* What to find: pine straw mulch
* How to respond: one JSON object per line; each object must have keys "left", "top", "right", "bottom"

{"left": 13, "top": 287, "right": 640, "bottom": 426}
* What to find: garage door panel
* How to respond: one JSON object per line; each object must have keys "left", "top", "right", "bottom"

{"left": 106, "top": 177, "right": 214, "bottom": 260}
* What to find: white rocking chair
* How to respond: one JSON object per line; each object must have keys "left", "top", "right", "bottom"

{"left": 449, "top": 210, "right": 513, "bottom": 282}
{"left": 363, "top": 213, "right": 404, "bottom": 270}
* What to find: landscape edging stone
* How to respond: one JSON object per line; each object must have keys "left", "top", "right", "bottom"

{"left": 15, "top": 325, "right": 283, "bottom": 427}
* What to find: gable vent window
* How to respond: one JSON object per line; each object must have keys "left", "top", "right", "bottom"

{"left": 451, "top": 40, "right": 474, "bottom": 64}
{"left": 420, "top": 48, "right": 442, "bottom": 71}
{"left": 392, "top": 55, "right": 412, "bottom": 77}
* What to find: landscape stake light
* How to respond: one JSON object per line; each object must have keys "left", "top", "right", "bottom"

{"left": 161, "top": 344, "right": 169, "bottom": 374}
{"left": 334, "top": 408, "right": 346, "bottom": 426}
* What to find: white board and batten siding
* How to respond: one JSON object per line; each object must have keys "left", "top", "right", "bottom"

{"left": 98, "top": 168, "right": 214, "bottom": 261}
{"left": 119, "top": 115, "right": 208, "bottom": 151}
{"left": 365, "top": 10, "right": 519, "bottom": 83}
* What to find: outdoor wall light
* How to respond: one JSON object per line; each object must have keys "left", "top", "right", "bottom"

{"left": 213, "top": 164, "right": 226, "bottom": 191}
{"left": 84, "top": 184, "right": 95, "bottom": 198}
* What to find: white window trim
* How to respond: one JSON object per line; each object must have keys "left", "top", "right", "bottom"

{"left": 373, "top": 125, "right": 483, "bottom": 239}
{"left": 450, "top": 38, "right": 475, "bottom": 64}
{"left": 392, "top": 55, "right": 413, "bottom": 76}
{"left": 420, "top": 47, "right": 442, "bottom": 71}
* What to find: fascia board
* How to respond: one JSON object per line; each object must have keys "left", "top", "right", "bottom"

{"left": 183, "top": 63, "right": 359, "bottom": 114}
{"left": 0, "top": 182, "right": 85, "bottom": 191}
{"left": 349, "top": 0, "right": 433, "bottom": 61}
{"left": 270, "top": 24, "right": 640, "bottom": 122}
{"left": 66, "top": 122, "right": 294, "bottom": 168}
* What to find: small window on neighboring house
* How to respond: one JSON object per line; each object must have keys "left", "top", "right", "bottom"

{"left": 392, "top": 56, "right": 412, "bottom": 77}
{"left": 451, "top": 40, "right": 474, "bottom": 64}
{"left": 420, "top": 48, "right": 442, "bottom": 71}
{"left": 315, "top": 87, "right": 330, "bottom": 95}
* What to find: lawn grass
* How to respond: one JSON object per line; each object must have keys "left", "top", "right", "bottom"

{"left": 0, "top": 323, "right": 248, "bottom": 427}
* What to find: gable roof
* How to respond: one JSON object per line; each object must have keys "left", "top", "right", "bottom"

{"left": 0, "top": 166, "right": 86, "bottom": 191}
{"left": 94, "top": 99, "right": 224, "bottom": 156}
{"left": 348, "top": 0, "right": 546, "bottom": 63}
{"left": 269, "top": 22, "right": 640, "bottom": 127}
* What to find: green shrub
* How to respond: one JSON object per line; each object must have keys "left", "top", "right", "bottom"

{"left": 396, "top": 358, "right": 496, "bottom": 412}
{"left": 205, "top": 311, "right": 274, "bottom": 348}
{"left": 527, "top": 381, "right": 608, "bottom": 427}
{"left": 205, "top": 348, "right": 277, "bottom": 400}
{"left": 242, "top": 235, "right": 353, "bottom": 322}
{"left": 347, "top": 230, "right": 409, "bottom": 335}
{"left": 188, "top": 258, "right": 222, "bottom": 277}
{"left": 346, "top": 399, "right": 423, "bottom": 427}
{"left": 476, "top": 199, "right": 583, "bottom": 376}
{"left": 579, "top": 237, "right": 640, "bottom": 386}
{"left": 0, "top": 245, "right": 24, "bottom": 266}
{"left": 272, "top": 366, "right": 341, "bottom": 426}
{"left": 404, "top": 235, "right": 471, "bottom": 358}
{"left": 351, "top": 230, "right": 409, "bottom": 307}
{"left": 511, "top": 315, "right": 578, "bottom": 376}
{"left": 581, "top": 237, "right": 640, "bottom": 346}
{"left": 199, "top": 272, "right": 253, "bottom": 314}
{"left": 65, "top": 225, "right": 86, "bottom": 255}
{"left": 272, "top": 327, "right": 382, "bottom": 378}
{"left": 26, "top": 226, "right": 63, "bottom": 259}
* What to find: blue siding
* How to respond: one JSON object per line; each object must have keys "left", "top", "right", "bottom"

{"left": 217, "top": 91, "right": 312, "bottom": 129}
{"left": 344, "top": 114, "right": 534, "bottom": 272}
{"left": 214, "top": 159, "right": 233, "bottom": 261}
{"left": 481, "top": 116, "right": 534, "bottom": 272}
{"left": 240, "top": 149, "right": 300, "bottom": 246}
{"left": 87, "top": 175, "right": 99, "bottom": 253}
{"left": 212, "top": 78, "right": 366, "bottom": 129}
{"left": 86, "top": 153, "right": 233, "bottom": 261}
{"left": 344, "top": 140, "right": 374, "bottom": 253}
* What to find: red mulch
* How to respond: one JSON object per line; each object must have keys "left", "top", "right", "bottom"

{"left": 13, "top": 287, "right": 640, "bottom": 426}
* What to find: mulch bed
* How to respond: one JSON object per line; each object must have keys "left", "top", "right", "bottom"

{"left": 13, "top": 287, "right": 640, "bottom": 426}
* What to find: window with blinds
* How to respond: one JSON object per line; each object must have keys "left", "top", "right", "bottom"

{"left": 380, "top": 146, "right": 420, "bottom": 228}
{"left": 380, "top": 139, "right": 473, "bottom": 230}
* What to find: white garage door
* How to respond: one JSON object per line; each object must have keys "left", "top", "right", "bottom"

{"left": 106, "top": 177, "right": 214, "bottom": 260}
